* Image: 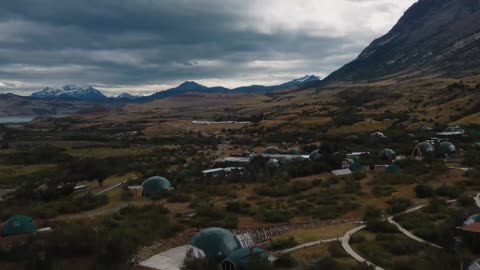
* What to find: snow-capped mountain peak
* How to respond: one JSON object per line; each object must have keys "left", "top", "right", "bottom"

{"left": 31, "top": 85, "right": 108, "bottom": 101}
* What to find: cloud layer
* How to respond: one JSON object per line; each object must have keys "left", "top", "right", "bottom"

{"left": 0, "top": 0, "right": 416, "bottom": 95}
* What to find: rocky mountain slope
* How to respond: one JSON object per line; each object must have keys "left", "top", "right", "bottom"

{"left": 325, "top": 0, "right": 480, "bottom": 83}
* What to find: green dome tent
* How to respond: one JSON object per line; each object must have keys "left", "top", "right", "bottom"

{"left": 2, "top": 215, "right": 37, "bottom": 237}
{"left": 417, "top": 142, "right": 435, "bottom": 156}
{"left": 468, "top": 258, "right": 480, "bottom": 270}
{"left": 191, "top": 227, "right": 242, "bottom": 263}
{"left": 309, "top": 150, "right": 323, "bottom": 161}
{"left": 439, "top": 142, "right": 456, "bottom": 156}
{"left": 264, "top": 146, "right": 281, "bottom": 154}
{"left": 142, "top": 176, "right": 173, "bottom": 197}
{"left": 386, "top": 164, "right": 401, "bottom": 173}
{"left": 465, "top": 214, "right": 480, "bottom": 225}
{"left": 380, "top": 149, "right": 396, "bottom": 161}
{"left": 222, "top": 247, "right": 269, "bottom": 270}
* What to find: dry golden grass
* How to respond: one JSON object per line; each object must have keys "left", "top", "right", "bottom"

{"left": 273, "top": 223, "right": 357, "bottom": 244}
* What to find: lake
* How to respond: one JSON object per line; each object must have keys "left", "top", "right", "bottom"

{"left": 0, "top": 114, "right": 66, "bottom": 124}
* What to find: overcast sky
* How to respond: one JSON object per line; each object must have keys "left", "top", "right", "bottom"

{"left": 0, "top": 0, "right": 417, "bottom": 96}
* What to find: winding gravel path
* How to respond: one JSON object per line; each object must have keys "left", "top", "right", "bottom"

{"left": 280, "top": 238, "right": 340, "bottom": 254}
{"left": 341, "top": 225, "right": 384, "bottom": 270}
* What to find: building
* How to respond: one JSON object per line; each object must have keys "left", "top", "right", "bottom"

{"left": 331, "top": 168, "right": 352, "bottom": 176}
{"left": 202, "top": 167, "right": 244, "bottom": 177}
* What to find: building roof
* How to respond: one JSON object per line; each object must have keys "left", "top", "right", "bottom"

{"left": 202, "top": 167, "right": 244, "bottom": 174}
{"left": 2, "top": 215, "right": 37, "bottom": 237}
{"left": 191, "top": 227, "right": 242, "bottom": 263}
{"left": 462, "top": 223, "right": 480, "bottom": 233}
{"left": 331, "top": 169, "right": 352, "bottom": 176}
{"left": 216, "top": 157, "right": 252, "bottom": 163}
{"left": 142, "top": 176, "right": 173, "bottom": 197}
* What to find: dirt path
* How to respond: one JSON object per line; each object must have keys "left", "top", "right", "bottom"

{"left": 341, "top": 225, "right": 384, "bottom": 270}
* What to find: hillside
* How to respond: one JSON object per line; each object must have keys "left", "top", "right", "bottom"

{"left": 325, "top": 0, "right": 480, "bottom": 83}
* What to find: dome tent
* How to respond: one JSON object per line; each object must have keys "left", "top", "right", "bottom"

{"left": 417, "top": 142, "right": 435, "bottom": 155}
{"left": 2, "top": 215, "right": 37, "bottom": 237}
{"left": 191, "top": 227, "right": 242, "bottom": 263}
{"left": 142, "top": 176, "right": 173, "bottom": 197}
{"left": 465, "top": 214, "right": 480, "bottom": 226}
{"left": 380, "top": 149, "right": 396, "bottom": 161}
{"left": 309, "top": 150, "right": 323, "bottom": 161}
{"left": 386, "top": 164, "right": 401, "bottom": 173}
{"left": 264, "top": 146, "right": 281, "bottom": 154}
{"left": 468, "top": 258, "right": 480, "bottom": 270}
{"left": 438, "top": 141, "right": 456, "bottom": 156}
{"left": 222, "top": 247, "right": 269, "bottom": 270}
{"left": 266, "top": 159, "right": 280, "bottom": 169}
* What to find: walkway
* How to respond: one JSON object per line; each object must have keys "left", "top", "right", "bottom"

{"left": 341, "top": 225, "right": 384, "bottom": 270}
{"left": 95, "top": 181, "right": 126, "bottom": 195}
{"left": 387, "top": 215, "right": 442, "bottom": 249}
{"left": 280, "top": 238, "right": 339, "bottom": 254}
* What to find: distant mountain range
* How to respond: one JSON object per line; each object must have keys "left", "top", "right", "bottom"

{"left": 325, "top": 0, "right": 480, "bottom": 83}
{"left": 28, "top": 75, "right": 322, "bottom": 102}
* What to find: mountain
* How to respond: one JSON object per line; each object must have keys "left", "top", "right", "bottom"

{"left": 139, "top": 81, "right": 229, "bottom": 102}
{"left": 31, "top": 85, "right": 108, "bottom": 101}
{"left": 325, "top": 0, "right": 480, "bottom": 83}
{"left": 234, "top": 75, "right": 321, "bottom": 93}
{"left": 116, "top": 93, "right": 142, "bottom": 101}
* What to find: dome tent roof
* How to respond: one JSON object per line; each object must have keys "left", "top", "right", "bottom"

{"left": 264, "top": 146, "right": 281, "bottom": 154}
{"left": 2, "top": 215, "right": 37, "bottom": 237}
{"left": 380, "top": 149, "right": 396, "bottom": 161}
{"left": 309, "top": 150, "right": 323, "bottom": 161}
{"left": 142, "top": 176, "right": 173, "bottom": 197}
{"left": 222, "top": 247, "right": 268, "bottom": 269}
{"left": 346, "top": 135, "right": 360, "bottom": 142}
{"left": 439, "top": 142, "right": 456, "bottom": 155}
{"left": 468, "top": 258, "right": 480, "bottom": 270}
{"left": 416, "top": 142, "right": 435, "bottom": 155}
{"left": 191, "top": 227, "right": 241, "bottom": 263}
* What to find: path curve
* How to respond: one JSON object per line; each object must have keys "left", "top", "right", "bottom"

{"left": 341, "top": 225, "right": 384, "bottom": 270}
{"left": 387, "top": 215, "right": 442, "bottom": 249}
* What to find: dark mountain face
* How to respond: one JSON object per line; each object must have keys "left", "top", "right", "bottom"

{"left": 325, "top": 0, "right": 480, "bottom": 83}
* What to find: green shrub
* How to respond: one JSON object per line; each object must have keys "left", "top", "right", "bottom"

{"left": 268, "top": 237, "right": 298, "bottom": 250}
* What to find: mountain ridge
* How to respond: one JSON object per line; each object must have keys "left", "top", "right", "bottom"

{"left": 324, "top": 0, "right": 480, "bottom": 83}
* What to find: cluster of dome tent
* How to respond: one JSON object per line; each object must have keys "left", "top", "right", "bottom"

{"left": 186, "top": 227, "right": 268, "bottom": 270}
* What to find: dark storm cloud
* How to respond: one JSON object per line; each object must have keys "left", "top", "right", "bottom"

{"left": 0, "top": 0, "right": 415, "bottom": 95}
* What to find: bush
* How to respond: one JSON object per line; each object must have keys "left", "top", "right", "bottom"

{"left": 387, "top": 197, "right": 412, "bottom": 214}
{"left": 273, "top": 253, "right": 297, "bottom": 268}
{"left": 414, "top": 184, "right": 433, "bottom": 198}
{"left": 257, "top": 208, "right": 293, "bottom": 223}
{"left": 268, "top": 237, "right": 298, "bottom": 250}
